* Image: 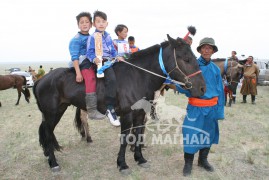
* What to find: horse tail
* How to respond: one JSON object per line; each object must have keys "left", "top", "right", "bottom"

{"left": 33, "top": 79, "right": 42, "bottom": 112}
{"left": 39, "top": 121, "right": 62, "bottom": 155}
{"left": 21, "top": 75, "right": 27, "bottom": 87}
{"left": 74, "top": 107, "right": 83, "bottom": 133}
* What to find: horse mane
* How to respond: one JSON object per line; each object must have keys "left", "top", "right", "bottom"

{"left": 129, "top": 44, "right": 161, "bottom": 59}
{"left": 129, "top": 41, "right": 170, "bottom": 60}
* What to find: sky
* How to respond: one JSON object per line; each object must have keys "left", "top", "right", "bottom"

{"left": 0, "top": 0, "right": 268, "bottom": 63}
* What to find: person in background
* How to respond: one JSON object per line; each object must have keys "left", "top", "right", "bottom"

{"left": 87, "top": 10, "right": 124, "bottom": 127}
{"left": 240, "top": 56, "right": 259, "bottom": 104}
{"left": 230, "top": 50, "right": 239, "bottom": 103}
{"left": 128, "top": 36, "right": 140, "bottom": 53}
{"left": 113, "top": 24, "right": 130, "bottom": 56}
{"left": 36, "top": 65, "right": 45, "bottom": 79}
{"left": 68, "top": 12, "right": 105, "bottom": 120}
{"left": 176, "top": 37, "right": 225, "bottom": 176}
{"left": 231, "top": 50, "right": 239, "bottom": 62}
{"left": 28, "top": 66, "right": 33, "bottom": 72}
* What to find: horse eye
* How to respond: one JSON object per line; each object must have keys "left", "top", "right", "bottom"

{"left": 184, "top": 58, "right": 190, "bottom": 62}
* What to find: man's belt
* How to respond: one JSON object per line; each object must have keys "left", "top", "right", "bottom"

{"left": 244, "top": 75, "right": 255, "bottom": 79}
{"left": 188, "top": 97, "right": 218, "bottom": 107}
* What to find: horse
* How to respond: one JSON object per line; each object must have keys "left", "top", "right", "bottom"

{"left": 0, "top": 74, "right": 30, "bottom": 106}
{"left": 212, "top": 58, "right": 243, "bottom": 106}
{"left": 33, "top": 35, "right": 206, "bottom": 174}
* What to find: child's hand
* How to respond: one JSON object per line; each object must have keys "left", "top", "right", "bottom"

{"left": 76, "top": 72, "right": 83, "bottom": 83}
{"left": 94, "top": 58, "right": 102, "bottom": 64}
{"left": 117, "top": 56, "right": 124, "bottom": 62}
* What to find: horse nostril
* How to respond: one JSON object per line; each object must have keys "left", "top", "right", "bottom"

{"left": 201, "top": 86, "right": 206, "bottom": 94}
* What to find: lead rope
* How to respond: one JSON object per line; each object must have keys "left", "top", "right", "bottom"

{"left": 121, "top": 59, "right": 185, "bottom": 86}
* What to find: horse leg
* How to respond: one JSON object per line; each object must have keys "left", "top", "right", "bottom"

{"left": 15, "top": 87, "right": 22, "bottom": 105}
{"left": 129, "top": 116, "right": 147, "bottom": 152}
{"left": 39, "top": 106, "right": 67, "bottom": 172}
{"left": 117, "top": 112, "right": 133, "bottom": 174}
{"left": 133, "top": 111, "right": 149, "bottom": 168}
{"left": 228, "top": 90, "right": 233, "bottom": 107}
{"left": 80, "top": 110, "right": 92, "bottom": 143}
{"left": 22, "top": 87, "right": 30, "bottom": 103}
{"left": 150, "top": 90, "right": 161, "bottom": 121}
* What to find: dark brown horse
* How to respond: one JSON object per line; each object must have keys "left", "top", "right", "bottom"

{"left": 0, "top": 74, "right": 30, "bottom": 106}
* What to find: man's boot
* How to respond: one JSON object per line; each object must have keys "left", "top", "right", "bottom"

{"left": 251, "top": 95, "right": 256, "bottom": 104}
{"left": 183, "top": 153, "right": 194, "bottom": 176}
{"left": 198, "top": 148, "right": 214, "bottom": 172}
{"left": 85, "top": 93, "right": 106, "bottom": 120}
{"left": 241, "top": 95, "right": 247, "bottom": 103}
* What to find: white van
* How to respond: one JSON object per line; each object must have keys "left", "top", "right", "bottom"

{"left": 254, "top": 60, "right": 269, "bottom": 85}
{"left": 10, "top": 71, "right": 35, "bottom": 87}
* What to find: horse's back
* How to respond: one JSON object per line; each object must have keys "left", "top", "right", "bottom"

{"left": 33, "top": 67, "right": 86, "bottom": 110}
{"left": 0, "top": 74, "right": 24, "bottom": 90}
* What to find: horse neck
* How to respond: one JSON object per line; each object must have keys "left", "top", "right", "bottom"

{"left": 128, "top": 53, "right": 166, "bottom": 91}
{"left": 213, "top": 61, "right": 225, "bottom": 77}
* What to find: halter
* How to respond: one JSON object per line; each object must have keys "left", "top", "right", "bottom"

{"left": 159, "top": 48, "right": 202, "bottom": 89}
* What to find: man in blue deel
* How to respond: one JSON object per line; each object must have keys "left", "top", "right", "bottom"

{"left": 176, "top": 37, "right": 225, "bottom": 176}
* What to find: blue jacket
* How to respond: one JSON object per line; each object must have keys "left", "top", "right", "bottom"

{"left": 86, "top": 30, "right": 117, "bottom": 62}
{"left": 68, "top": 32, "right": 91, "bottom": 69}
{"left": 176, "top": 56, "right": 225, "bottom": 120}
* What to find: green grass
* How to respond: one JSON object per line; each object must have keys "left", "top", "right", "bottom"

{"left": 1, "top": 63, "right": 269, "bottom": 179}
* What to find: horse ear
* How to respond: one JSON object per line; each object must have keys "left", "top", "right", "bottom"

{"left": 167, "top": 34, "right": 179, "bottom": 47}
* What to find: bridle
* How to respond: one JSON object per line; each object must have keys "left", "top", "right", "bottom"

{"left": 159, "top": 47, "right": 202, "bottom": 89}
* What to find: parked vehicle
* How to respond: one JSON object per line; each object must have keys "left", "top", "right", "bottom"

{"left": 8, "top": 67, "right": 21, "bottom": 72}
{"left": 10, "top": 71, "right": 35, "bottom": 87}
{"left": 255, "top": 61, "right": 269, "bottom": 85}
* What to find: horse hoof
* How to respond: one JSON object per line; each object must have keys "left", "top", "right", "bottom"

{"left": 138, "top": 162, "right": 150, "bottom": 168}
{"left": 120, "top": 168, "right": 132, "bottom": 175}
{"left": 51, "top": 166, "right": 61, "bottom": 172}
{"left": 86, "top": 137, "right": 93, "bottom": 143}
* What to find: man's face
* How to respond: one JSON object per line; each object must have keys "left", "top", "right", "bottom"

{"left": 200, "top": 44, "right": 214, "bottom": 61}
{"left": 247, "top": 57, "right": 253, "bottom": 63}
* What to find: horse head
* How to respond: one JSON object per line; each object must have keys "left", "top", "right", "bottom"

{"left": 225, "top": 60, "right": 243, "bottom": 84}
{"left": 163, "top": 34, "right": 206, "bottom": 97}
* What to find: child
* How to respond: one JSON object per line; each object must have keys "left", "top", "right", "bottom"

{"left": 68, "top": 12, "right": 105, "bottom": 120}
{"left": 113, "top": 24, "right": 130, "bottom": 56}
{"left": 86, "top": 10, "right": 124, "bottom": 127}
{"left": 128, "top": 36, "right": 140, "bottom": 53}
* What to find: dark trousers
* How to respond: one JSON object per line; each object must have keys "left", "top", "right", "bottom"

{"left": 104, "top": 68, "right": 117, "bottom": 107}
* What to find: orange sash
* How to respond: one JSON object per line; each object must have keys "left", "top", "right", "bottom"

{"left": 188, "top": 97, "right": 218, "bottom": 107}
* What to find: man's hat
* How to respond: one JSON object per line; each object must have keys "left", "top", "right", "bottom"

{"left": 197, "top": 37, "right": 218, "bottom": 53}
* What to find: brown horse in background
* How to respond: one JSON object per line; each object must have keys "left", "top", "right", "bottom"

{"left": 0, "top": 75, "right": 30, "bottom": 106}
{"left": 212, "top": 58, "right": 243, "bottom": 106}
